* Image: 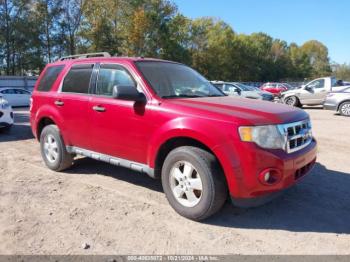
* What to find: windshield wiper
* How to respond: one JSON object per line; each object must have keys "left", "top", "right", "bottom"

{"left": 207, "top": 94, "right": 225, "bottom": 97}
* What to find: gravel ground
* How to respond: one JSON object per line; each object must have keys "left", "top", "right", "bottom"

{"left": 0, "top": 107, "right": 349, "bottom": 255}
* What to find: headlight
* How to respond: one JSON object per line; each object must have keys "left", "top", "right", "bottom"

{"left": 0, "top": 98, "right": 10, "bottom": 109}
{"left": 239, "top": 125, "right": 285, "bottom": 149}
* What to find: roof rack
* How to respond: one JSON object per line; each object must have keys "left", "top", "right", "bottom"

{"left": 58, "top": 52, "right": 111, "bottom": 61}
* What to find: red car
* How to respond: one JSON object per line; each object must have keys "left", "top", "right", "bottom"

{"left": 30, "top": 53, "right": 317, "bottom": 220}
{"left": 260, "top": 82, "right": 292, "bottom": 96}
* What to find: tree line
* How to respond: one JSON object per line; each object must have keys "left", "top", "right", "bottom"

{"left": 1, "top": 0, "right": 349, "bottom": 81}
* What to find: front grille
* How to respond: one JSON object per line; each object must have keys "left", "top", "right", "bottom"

{"left": 279, "top": 119, "right": 313, "bottom": 153}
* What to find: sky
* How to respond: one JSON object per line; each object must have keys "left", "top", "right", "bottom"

{"left": 173, "top": 0, "right": 350, "bottom": 64}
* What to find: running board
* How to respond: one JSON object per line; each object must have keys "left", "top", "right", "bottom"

{"left": 66, "top": 146, "right": 155, "bottom": 178}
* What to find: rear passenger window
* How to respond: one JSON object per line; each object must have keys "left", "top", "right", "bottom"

{"left": 96, "top": 64, "right": 136, "bottom": 96}
{"left": 62, "top": 64, "right": 94, "bottom": 94}
{"left": 37, "top": 65, "right": 64, "bottom": 92}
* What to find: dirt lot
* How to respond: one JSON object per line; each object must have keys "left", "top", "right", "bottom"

{"left": 0, "top": 107, "right": 349, "bottom": 255}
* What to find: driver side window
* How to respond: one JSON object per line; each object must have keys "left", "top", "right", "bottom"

{"left": 96, "top": 64, "right": 136, "bottom": 96}
{"left": 306, "top": 79, "right": 325, "bottom": 89}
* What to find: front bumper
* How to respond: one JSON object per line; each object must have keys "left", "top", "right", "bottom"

{"left": 323, "top": 102, "right": 337, "bottom": 111}
{"left": 0, "top": 108, "right": 14, "bottom": 128}
{"left": 216, "top": 138, "right": 317, "bottom": 203}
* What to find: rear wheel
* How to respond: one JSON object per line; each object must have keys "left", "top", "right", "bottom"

{"left": 40, "top": 125, "right": 73, "bottom": 171}
{"left": 339, "top": 102, "right": 350, "bottom": 116}
{"left": 161, "top": 146, "right": 227, "bottom": 221}
{"left": 284, "top": 96, "right": 301, "bottom": 107}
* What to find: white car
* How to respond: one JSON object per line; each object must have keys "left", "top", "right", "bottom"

{"left": 0, "top": 88, "right": 31, "bottom": 107}
{"left": 0, "top": 96, "right": 14, "bottom": 130}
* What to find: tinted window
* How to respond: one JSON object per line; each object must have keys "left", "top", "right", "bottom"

{"left": 62, "top": 64, "right": 94, "bottom": 94}
{"left": 96, "top": 64, "right": 136, "bottom": 96}
{"left": 37, "top": 65, "right": 65, "bottom": 92}
{"left": 2, "top": 89, "right": 15, "bottom": 94}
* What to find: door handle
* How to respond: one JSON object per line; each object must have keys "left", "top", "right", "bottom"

{"left": 54, "top": 100, "right": 64, "bottom": 106}
{"left": 93, "top": 105, "right": 106, "bottom": 112}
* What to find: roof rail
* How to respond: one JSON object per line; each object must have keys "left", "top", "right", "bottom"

{"left": 58, "top": 52, "right": 111, "bottom": 61}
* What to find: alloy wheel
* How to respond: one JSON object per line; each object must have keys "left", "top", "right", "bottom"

{"left": 43, "top": 134, "right": 59, "bottom": 163}
{"left": 169, "top": 161, "right": 203, "bottom": 207}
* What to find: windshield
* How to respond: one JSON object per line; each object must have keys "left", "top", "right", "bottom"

{"left": 135, "top": 61, "right": 225, "bottom": 98}
{"left": 283, "top": 83, "right": 294, "bottom": 89}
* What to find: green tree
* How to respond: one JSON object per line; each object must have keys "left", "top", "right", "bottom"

{"left": 333, "top": 63, "right": 350, "bottom": 81}
{"left": 300, "top": 40, "right": 332, "bottom": 77}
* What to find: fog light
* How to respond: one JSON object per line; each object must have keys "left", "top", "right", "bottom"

{"left": 258, "top": 168, "right": 282, "bottom": 186}
{"left": 264, "top": 172, "right": 270, "bottom": 182}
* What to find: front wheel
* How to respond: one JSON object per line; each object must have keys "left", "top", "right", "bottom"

{"left": 284, "top": 96, "right": 301, "bottom": 107}
{"left": 339, "top": 102, "right": 350, "bottom": 116}
{"left": 161, "top": 146, "right": 228, "bottom": 221}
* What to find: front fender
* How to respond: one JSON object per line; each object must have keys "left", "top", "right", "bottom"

{"left": 147, "top": 117, "right": 235, "bottom": 168}
{"left": 147, "top": 116, "right": 243, "bottom": 196}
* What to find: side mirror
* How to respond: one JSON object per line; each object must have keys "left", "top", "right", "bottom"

{"left": 234, "top": 87, "right": 241, "bottom": 95}
{"left": 112, "top": 85, "right": 146, "bottom": 102}
{"left": 305, "top": 86, "right": 313, "bottom": 91}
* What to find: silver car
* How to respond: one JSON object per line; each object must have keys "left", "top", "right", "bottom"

{"left": 324, "top": 87, "right": 350, "bottom": 116}
{"left": 211, "top": 81, "right": 274, "bottom": 101}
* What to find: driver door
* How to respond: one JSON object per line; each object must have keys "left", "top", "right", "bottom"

{"left": 300, "top": 79, "right": 327, "bottom": 104}
{"left": 88, "top": 63, "right": 154, "bottom": 164}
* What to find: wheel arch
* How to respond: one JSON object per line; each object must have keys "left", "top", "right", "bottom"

{"left": 337, "top": 100, "right": 350, "bottom": 111}
{"left": 36, "top": 117, "right": 57, "bottom": 141}
{"left": 153, "top": 136, "right": 226, "bottom": 181}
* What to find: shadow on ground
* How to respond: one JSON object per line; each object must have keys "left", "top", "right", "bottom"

{"left": 68, "top": 157, "right": 350, "bottom": 234}
{"left": 206, "top": 162, "right": 350, "bottom": 234}
{"left": 0, "top": 111, "right": 33, "bottom": 142}
{"left": 67, "top": 157, "right": 163, "bottom": 193}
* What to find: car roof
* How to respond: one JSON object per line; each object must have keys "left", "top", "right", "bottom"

{"left": 47, "top": 57, "right": 178, "bottom": 67}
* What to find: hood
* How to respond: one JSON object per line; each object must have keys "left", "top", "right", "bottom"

{"left": 166, "top": 96, "right": 308, "bottom": 125}
{"left": 281, "top": 89, "right": 300, "bottom": 96}
{"left": 241, "top": 91, "right": 261, "bottom": 99}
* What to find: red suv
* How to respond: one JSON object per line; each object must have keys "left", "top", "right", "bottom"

{"left": 30, "top": 53, "right": 317, "bottom": 220}
{"left": 260, "top": 82, "right": 292, "bottom": 96}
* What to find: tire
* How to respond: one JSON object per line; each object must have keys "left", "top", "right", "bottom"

{"left": 40, "top": 124, "right": 73, "bottom": 171}
{"left": 284, "top": 96, "right": 301, "bottom": 107}
{"left": 339, "top": 101, "right": 350, "bottom": 117}
{"left": 161, "top": 146, "right": 228, "bottom": 221}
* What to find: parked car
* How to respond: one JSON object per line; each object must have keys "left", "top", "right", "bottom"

{"left": 324, "top": 87, "right": 350, "bottom": 116}
{"left": 0, "top": 95, "right": 14, "bottom": 130}
{"left": 281, "top": 76, "right": 350, "bottom": 107}
{"left": 30, "top": 53, "right": 317, "bottom": 221}
{"left": 0, "top": 88, "right": 32, "bottom": 107}
{"left": 260, "top": 82, "right": 293, "bottom": 96}
{"left": 211, "top": 81, "right": 274, "bottom": 101}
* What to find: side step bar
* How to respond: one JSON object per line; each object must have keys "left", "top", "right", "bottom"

{"left": 66, "top": 146, "right": 155, "bottom": 178}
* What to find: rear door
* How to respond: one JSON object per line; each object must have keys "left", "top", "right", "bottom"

{"left": 14, "top": 89, "right": 31, "bottom": 106}
{"left": 0, "top": 89, "right": 16, "bottom": 106}
{"left": 56, "top": 63, "right": 94, "bottom": 148}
